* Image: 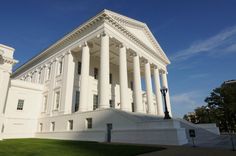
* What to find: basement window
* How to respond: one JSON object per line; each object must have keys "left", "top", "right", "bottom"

{"left": 86, "top": 118, "right": 92, "bottom": 129}
{"left": 50, "top": 122, "right": 55, "bottom": 132}
{"left": 39, "top": 123, "right": 43, "bottom": 132}
{"left": 68, "top": 120, "right": 73, "bottom": 131}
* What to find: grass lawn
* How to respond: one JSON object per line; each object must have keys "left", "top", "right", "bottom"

{"left": 0, "top": 139, "right": 164, "bottom": 156}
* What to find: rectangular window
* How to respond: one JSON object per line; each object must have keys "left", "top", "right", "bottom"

{"left": 130, "top": 81, "right": 133, "bottom": 90}
{"left": 94, "top": 68, "right": 98, "bottom": 79}
{"left": 132, "top": 102, "right": 134, "bottom": 112}
{"left": 1, "top": 124, "right": 4, "bottom": 133}
{"left": 93, "top": 95, "right": 98, "bottom": 110}
{"left": 75, "top": 91, "right": 80, "bottom": 112}
{"left": 50, "top": 122, "right": 55, "bottom": 131}
{"left": 58, "top": 61, "right": 63, "bottom": 75}
{"left": 109, "top": 100, "right": 113, "bottom": 108}
{"left": 55, "top": 91, "right": 60, "bottom": 110}
{"left": 43, "top": 95, "right": 47, "bottom": 112}
{"left": 39, "top": 123, "right": 43, "bottom": 132}
{"left": 68, "top": 120, "right": 73, "bottom": 131}
{"left": 78, "top": 62, "right": 81, "bottom": 75}
{"left": 109, "top": 73, "right": 112, "bottom": 84}
{"left": 17, "top": 99, "right": 24, "bottom": 110}
{"left": 86, "top": 118, "right": 92, "bottom": 129}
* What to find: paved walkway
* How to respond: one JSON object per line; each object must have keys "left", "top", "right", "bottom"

{"left": 138, "top": 145, "right": 236, "bottom": 156}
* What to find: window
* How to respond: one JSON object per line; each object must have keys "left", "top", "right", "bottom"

{"left": 68, "top": 120, "right": 73, "bottom": 131}
{"left": 50, "top": 122, "right": 55, "bottom": 131}
{"left": 42, "top": 95, "right": 47, "bottom": 112}
{"left": 109, "top": 73, "right": 112, "bottom": 84}
{"left": 75, "top": 91, "right": 80, "bottom": 112}
{"left": 38, "top": 72, "right": 41, "bottom": 83}
{"left": 78, "top": 62, "right": 81, "bottom": 75}
{"left": 54, "top": 91, "right": 60, "bottom": 110}
{"left": 86, "top": 118, "right": 92, "bottom": 129}
{"left": 58, "top": 60, "right": 63, "bottom": 75}
{"left": 17, "top": 99, "right": 24, "bottom": 110}
{"left": 132, "top": 102, "right": 134, "bottom": 112}
{"left": 93, "top": 95, "right": 98, "bottom": 110}
{"left": 130, "top": 81, "right": 133, "bottom": 90}
{"left": 109, "top": 100, "right": 113, "bottom": 108}
{"left": 94, "top": 68, "right": 98, "bottom": 79}
{"left": 1, "top": 124, "right": 4, "bottom": 133}
{"left": 39, "top": 123, "right": 43, "bottom": 132}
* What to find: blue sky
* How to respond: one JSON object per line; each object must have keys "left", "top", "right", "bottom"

{"left": 1, "top": 0, "right": 236, "bottom": 117}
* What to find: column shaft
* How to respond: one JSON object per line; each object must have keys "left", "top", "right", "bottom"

{"left": 99, "top": 35, "right": 110, "bottom": 108}
{"left": 119, "top": 46, "right": 130, "bottom": 111}
{"left": 61, "top": 51, "right": 75, "bottom": 114}
{"left": 154, "top": 67, "right": 164, "bottom": 116}
{"left": 144, "top": 62, "right": 155, "bottom": 114}
{"left": 79, "top": 45, "right": 90, "bottom": 111}
{"left": 133, "top": 55, "right": 143, "bottom": 113}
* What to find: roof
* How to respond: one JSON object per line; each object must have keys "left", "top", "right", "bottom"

{"left": 13, "top": 9, "right": 170, "bottom": 77}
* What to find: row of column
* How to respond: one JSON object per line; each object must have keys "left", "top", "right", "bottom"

{"left": 78, "top": 33, "right": 171, "bottom": 116}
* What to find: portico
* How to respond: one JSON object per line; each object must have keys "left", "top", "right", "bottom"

{"left": 64, "top": 29, "right": 172, "bottom": 117}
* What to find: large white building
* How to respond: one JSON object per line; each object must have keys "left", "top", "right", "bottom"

{"left": 0, "top": 10, "right": 220, "bottom": 145}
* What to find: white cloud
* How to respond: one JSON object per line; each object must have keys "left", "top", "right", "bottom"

{"left": 170, "top": 25, "right": 236, "bottom": 61}
{"left": 170, "top": 91, "right": 205, "bottom": 117}
{"left": 171, "top": 92, "right": 199, "bottom": 107}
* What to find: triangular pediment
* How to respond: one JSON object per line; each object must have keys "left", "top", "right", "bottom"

{"left": 104, "top": 10, "right": 170, "bottom": 64}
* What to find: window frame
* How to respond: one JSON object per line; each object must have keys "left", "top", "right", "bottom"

{"left": 86, "top": 118, "right": 92, "bottom": 129}
{"left": 67, "top": 120, "right": 73, "bottom": 131}
{"left": 93, "top": 94, "right": 98, "bottom": 110}
{"left": 94, "top": 68, "right": 98, "bottom": 79}
{"left": 17, "top": 99, "right": 24, "bottom": 110}
{"left": 50, "top": 122, "right": 55, "bottom": 132}
{"left": 54, "top": 90, "right": 61, "bottom": 110}
{"left": 78, "top": 61, "right": 81, "bottom": 75}
{"left": 109, "top": 73, "right": 112, "bottom": 84}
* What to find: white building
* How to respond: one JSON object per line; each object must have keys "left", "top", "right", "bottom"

{"left": 0, "top": 10, "right": 219, "bottom": 145}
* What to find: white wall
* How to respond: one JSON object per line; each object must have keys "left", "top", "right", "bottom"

{"left": 3, "top": 80, "right": 43, "bottom": 139}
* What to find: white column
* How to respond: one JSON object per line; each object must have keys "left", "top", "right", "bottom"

{"left": 79, "top": 45, "right": 90, "bottom": 112}
{"left": 154, "top": 66, "right": 164, "bottom": 116}
{"left": 119, "top": 45, "right": 131, "bottom": 111}
{"left": 133, "top": 54, "right": 143, "bottom": 113}
{"left": 61, "top": 51, "right": 75, "bottom": 114}
{"left": 161, "top": 71, "right": 172, "bottom": 116}
{"left": 144, "top": 61, "right": 155, "bottom": 114}
{"left": 99, "top": 34, "right": 110, "bottom": 109}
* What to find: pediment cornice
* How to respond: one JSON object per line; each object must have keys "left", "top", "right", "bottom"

{"left": 13, "top": 9, "right": 170, "bottom": 77}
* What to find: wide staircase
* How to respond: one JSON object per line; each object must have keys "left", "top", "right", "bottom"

{"left": 176, "top": 118, "right": 234, "bottom": 149}
{"left": 112, "top": 109, "right": 234, "bottom": 148}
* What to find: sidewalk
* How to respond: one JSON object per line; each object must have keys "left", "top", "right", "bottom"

{"left": 138, "top": 145, "right": 235, "bottom": 156}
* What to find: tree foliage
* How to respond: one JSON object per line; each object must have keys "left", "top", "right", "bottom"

{"left": 183, "top": 81, "right": 236, "bottom": 132}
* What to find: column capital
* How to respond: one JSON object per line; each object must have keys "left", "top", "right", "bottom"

{"left": 129, "top": 51, "right": 136, "bottom": 57}
{"left": 140, "top": 57, "right": 148, "bottom": 64}
{"left": 55, "top": 57, "right": 60, "bottom": 62}
{"left": 160, "top": 69, "right": 167, "bottom": 74}
{"left": 35, "top": 68, "right": 40, "bottom": 72}
{"left": 97, "top": 31, "right": 112, "bottom": 39}
{"left": 78, "top": 41, "right": 88, "bottom": 48}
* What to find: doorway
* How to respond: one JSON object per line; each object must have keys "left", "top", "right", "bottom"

{"left": 106, "top": 123, "right": 112, "bottom": 142}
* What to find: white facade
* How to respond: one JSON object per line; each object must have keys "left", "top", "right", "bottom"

{"left": 0, "top": 10, "right": 219, "bottom": 145}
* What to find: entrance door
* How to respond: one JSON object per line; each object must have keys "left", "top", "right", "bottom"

{"left": 106, "top": 123, "right": 112, "bottom": 143}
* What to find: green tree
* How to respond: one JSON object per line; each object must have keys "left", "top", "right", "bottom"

{"left": 183, "top": 80, "right": 236, "bottom": 132}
